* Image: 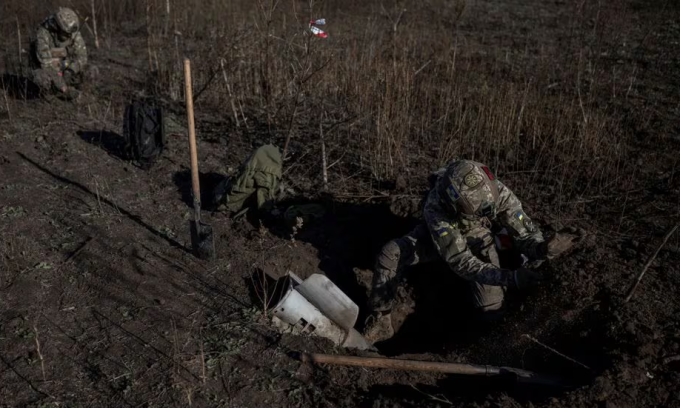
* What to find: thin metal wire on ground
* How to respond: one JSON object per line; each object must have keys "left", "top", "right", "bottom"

{"left": 522, "top": 334, "right": 591, "bottom": 370}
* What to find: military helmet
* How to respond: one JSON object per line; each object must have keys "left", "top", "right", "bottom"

{"left": 438, "top": 160, "right": 499, "bottom": 219}
{"left": 54, "top": 7, "right": 80, "bottom": 34}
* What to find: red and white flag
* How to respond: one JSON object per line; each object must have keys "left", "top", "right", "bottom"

{"left": 310, "top": 25, "right": 328, "bottom": 38}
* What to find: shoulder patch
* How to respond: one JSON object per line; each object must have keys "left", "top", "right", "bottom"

{"left": 433, "top": 221, "right": 457, "bottom": 237}
{"left": 446, "top": 184, "right": 460, "bottom": 201}
{"left": 435, "top": 228, "right": 449, "bottom": 237}
{"left": 464, "top": 171, "right": 483, "bottom": 188}
{"left": 515, "top": 211, "right": 536, "bottom": 232}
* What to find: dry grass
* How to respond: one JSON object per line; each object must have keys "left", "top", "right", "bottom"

{"left": 1, "top": 0, "right": 643, "bottom": 202}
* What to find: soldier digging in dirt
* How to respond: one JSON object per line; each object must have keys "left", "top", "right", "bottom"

{"left": 29, "top": 7, "right": 87, "bottom": 100}
{"left": 365, "top": 159, "right": 579, "bottom": 343}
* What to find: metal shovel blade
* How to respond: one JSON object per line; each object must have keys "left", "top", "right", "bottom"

{"left": 190, "top": 219, "right": 215, "bottom": 259}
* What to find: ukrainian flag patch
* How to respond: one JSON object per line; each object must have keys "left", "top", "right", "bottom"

{"left": 447, "top": 185, "right": 460, "bottom": 201}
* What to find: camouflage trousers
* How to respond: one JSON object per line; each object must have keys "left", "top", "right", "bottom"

{"left": 371, "top": 223, "right": 505, "bottom": 313}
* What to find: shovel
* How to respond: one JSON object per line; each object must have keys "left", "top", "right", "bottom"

{"left": 299, "top": 353, "right": 567, "bottom": 387}
{"left": 184, "top": 58, "right": 215, "bottom": 259}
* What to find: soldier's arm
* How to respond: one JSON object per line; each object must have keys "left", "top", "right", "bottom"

{"left": 424, "top": 189, "right": 515, "bottom": 286}
{"left": 35, "top": 28, "right": 58, "bottom": 70}
{"left": 496, "top": 181, "right": 546, "bottom": 259}
{"left": 68, "top": 32, "right": 88, "bottom": 73}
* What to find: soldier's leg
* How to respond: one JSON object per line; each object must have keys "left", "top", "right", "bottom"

{"left": 366, "top": 223, "right": 437, "bottom": 343}
{"left": 464, "top": 226, "right": 505, "bottom": 312}
{"left": 469, "top": 282, "right": 505, "bottom": 312}
{"left": 31, "top": 69, "right": 54, "bottom": 91}
{"left": 31, "top": 68, "right": 67, "bottom": 95}
{"left": 370, "top": 223, "right": 438, "bottom": 312}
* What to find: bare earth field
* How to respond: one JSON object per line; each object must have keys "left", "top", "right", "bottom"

{"left": 1, "top": 0, "right": 680, "bottom": 407}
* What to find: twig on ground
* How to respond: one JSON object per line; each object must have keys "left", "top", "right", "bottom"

{"left": 145, "top": 0, "right": 154, "bottom": 72}
{"left": 413, "top": 60, "right": 431, "bottom": 77}
{"left": 16, "top": 16, "right": 21, "bottom": 64}
{"left": 662, "top": 355, "right": 680, "bottom": 365}
{"left": 93, "top": 176, "right": 104, "bottom": 214}
{"left": 522, "top": 334, "right": 591, "bottom": 370}
{"left": 624, "top": 222, "right": 680, "bottom": 303}
{"left": 186, "top": 387, "right": 194, "bottom": 406}
{"left": 409, "top": 384, "right": 452, "bottom": 405}
{"left": 91, "top": 0, "right": 100, "bottom": 49}
{"left": 2, "top": 87, "right": 11, "bottom": 123}
{"left": 220, "top": 58, "right": 240, "bottom": 127}
{"left": 237, "top": 98, "right": 248, "bottom": 129}
{"left": 0, "top": 63, "right": 10, "bottom": 121}
{"left": 320, "top": 121, "right": 328, "bottom": 190}
{"left": 325, "top": 155, "right": 345, "bottom": 171}
{"left": 165, "top": 0, "right": 171, "bottom": 37}
{"left": 199, "top": 329, "right": 206, "bottom": 384}
{"left": 33, "top": 324, "right": 46, "bottom": 381}
{"left": 172, "top": 318, "right": 180, "bottom": 376}
{"left": 55, "top": 237, "right": 94, "bottom": 272}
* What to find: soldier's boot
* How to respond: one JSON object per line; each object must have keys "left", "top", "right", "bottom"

{"left": 363, "top": 240, "right": 402, "bottom": 343}
{"left": 59, "top": 87, "right": 81, "bottom": 101}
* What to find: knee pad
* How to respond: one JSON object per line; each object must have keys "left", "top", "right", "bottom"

{"left": 471, "top": 284, "right": 505, "bottom": 312}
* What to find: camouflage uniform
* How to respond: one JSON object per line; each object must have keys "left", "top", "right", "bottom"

{"left": 30, "top": 8, "right": 87, "bottom": 96}
{"left": 371, "top": 160, "right": 546, "bottom": 313}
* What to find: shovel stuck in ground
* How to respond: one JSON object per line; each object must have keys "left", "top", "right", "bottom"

{"left": 184, "top": 58, "right": 215, "bottom": 259}
{"left": 299, "top": 353, "right": 567, "bottom": 387}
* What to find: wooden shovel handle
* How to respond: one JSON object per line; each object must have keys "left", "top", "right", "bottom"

{"left": 300, "top": 353, "right": 495, "bottom": 376}
{"left": 299, "top": 353, "right": 566, "bottom": 386}
{"left": 184, "top": 58, "right": 201, "bottom": 206}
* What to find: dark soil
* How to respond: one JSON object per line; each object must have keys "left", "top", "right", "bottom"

{"left": 2, "top": 1, "right": 680, "bottom": 407}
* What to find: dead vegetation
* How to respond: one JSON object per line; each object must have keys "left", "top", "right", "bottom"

{"left": 1, "top": 0, "right": 680, "bottom": 407}
{"left": 1, "top": 0, "right": 645, "bottom": 203}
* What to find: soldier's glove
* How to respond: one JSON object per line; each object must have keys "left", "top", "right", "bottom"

{"left": 534, "top": 240, "right": 549, "bottom": 260}
{"left": 513, "top": 267, "right": 543, "bottom": 289}
{"left": 363, "top": 311, "right": 394, "bottom": 344}
{"left": 67, "top": 61, "right": 81, "bottom": 74}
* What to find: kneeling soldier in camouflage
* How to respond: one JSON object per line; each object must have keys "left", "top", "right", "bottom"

{"left": 30, "top": 7, "right": 87, "bottom": 100}
{"left": 365, "top": 160, "right": 576, "bottom": 343}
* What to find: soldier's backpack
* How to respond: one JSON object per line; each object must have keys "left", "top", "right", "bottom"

{"left": 123, "top": 99, "right": 165, "bottom": 168}
{"left": 212, "top": 144, "right": 283, "bottom": 218}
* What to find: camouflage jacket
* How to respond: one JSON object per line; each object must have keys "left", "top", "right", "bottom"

{"left": 423, "top": 174, "right": 545, "bottom": 286}
{"left": 33, "top": 23, "right": 87, "bottom": 73}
